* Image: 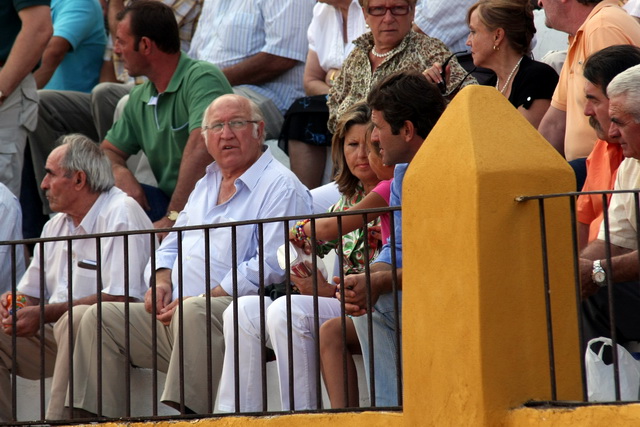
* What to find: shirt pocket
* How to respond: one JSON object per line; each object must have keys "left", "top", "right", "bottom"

{"left": 217, "top": 12, "right": 261, "bottom": 58}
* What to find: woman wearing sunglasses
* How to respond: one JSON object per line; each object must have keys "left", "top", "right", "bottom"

{"left": 327, "top": 0, "right": 476, "bottom": 133}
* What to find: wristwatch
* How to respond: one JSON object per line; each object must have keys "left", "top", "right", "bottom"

{"left": 592, "top": 260, "right": 607, "bottom": 287}
{"left": 166, "top": 210, "right": 179, "bottom": 221}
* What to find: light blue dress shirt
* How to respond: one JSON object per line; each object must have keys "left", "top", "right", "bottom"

{"left": 374, "top": 163, "right": 406, "bottom": 268}
{"left": 153, "top": 147, "right": 313, "bottom": 299}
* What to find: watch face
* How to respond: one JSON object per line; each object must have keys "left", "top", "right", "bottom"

{"left": 594, "top": 271, "right": 606, "bottom": 284}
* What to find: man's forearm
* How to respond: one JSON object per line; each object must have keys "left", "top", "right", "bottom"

{"left": 41, "top": 292, "right": 133, "bottom": 324}
{"left": 581, "top": 239, "right": 630, "bottom": 261}
{"left": 0, "top": 6, "right": 52, "bottom": 97}
{"left": 603, "top": 251, "right": 640, "bottom": 284}
{"left": 370, "top": 264, "right": 403, "bottom": 296}
{"left": 538, "top": 106, "right": 567, "bottom": 157}
{"left": 33, "top": 36, "right": 72, "bottom": 89}
{"left": 167, "top": 130, "right": 211, "bottom": 213}
{"left": 222, "top": 52, "right": 297, "bottom": 86}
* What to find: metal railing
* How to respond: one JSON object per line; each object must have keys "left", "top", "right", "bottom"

{"left": 518, "top": 189, "right": 640, "bottom": 407}
{"left": 0, "top": 206, "right": 402, "bottom": 425}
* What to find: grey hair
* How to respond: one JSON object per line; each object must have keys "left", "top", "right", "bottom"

{"left": 57, "top": 134, "right": 115, "bottom": 193}
{"left": 201, "top": 94, "right": 266, "bottom": 142}
{"left": 607, "top": 64, "right": 640, "bottom": 123}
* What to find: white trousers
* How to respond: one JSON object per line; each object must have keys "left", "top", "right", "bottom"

{"left": 218, "top": 295, "right": 342, "bottom": 411}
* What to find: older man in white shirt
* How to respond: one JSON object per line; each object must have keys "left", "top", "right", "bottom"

{"left": 580, "top": 64, "right": 640, "bottom": 350}
{"left": 0, "top": 134, "right": 152, "bottom": 421}
{"left": 70, "top": 94, "right": 312, "bottom": 417}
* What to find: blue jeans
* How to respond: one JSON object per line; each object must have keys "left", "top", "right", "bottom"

{"left": 141, "top": 184, "right": 170, "bottom": 222}
{"left": 352, "top": 291, "right": 403, "bottom": 406}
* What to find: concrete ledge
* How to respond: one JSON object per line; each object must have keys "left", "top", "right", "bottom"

{"left": 506, "top": 403, "right": 640, "bottom": 425}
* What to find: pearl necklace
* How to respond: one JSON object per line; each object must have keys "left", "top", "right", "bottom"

{"left": 495, "top": 57, "right": 523, "bottom": 94}
{"left": 371, "top": 44, "right": 402, "bottom": 58}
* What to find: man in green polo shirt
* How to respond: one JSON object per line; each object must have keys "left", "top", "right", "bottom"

{"left": 102, "top": 0, "right": 232, "bottom": 234}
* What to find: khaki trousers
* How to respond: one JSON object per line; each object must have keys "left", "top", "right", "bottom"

{"left": 72, "top": 297, "right": 231, "bottom": 417}
{"left": 0, "top": 304, "right": 90, "bottom": 421}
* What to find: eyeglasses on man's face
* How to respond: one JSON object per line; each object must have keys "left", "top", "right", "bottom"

{"left": 201, "top": 120, "right": 259, "bottom": 134}
{"left": 367, "top": 5, "right": 411, "bottom": 16}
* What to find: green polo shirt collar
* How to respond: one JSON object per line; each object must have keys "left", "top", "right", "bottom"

{"left": 138, "top": 52, "right": 191, "bottom": 103}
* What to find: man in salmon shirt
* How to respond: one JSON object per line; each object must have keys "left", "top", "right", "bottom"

{"left": 577, "top": 45, "right": 640, "bottom": 250}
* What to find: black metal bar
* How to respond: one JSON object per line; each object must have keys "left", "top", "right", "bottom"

{"left": 8, "top": 245, "right": 16, "bottom": 421}
{"left": 568, "top": 196, "right": 588, "bottom": 401}
{"left": 257, "top": 223, "right": 267, "bottom": 412}
{"left": 516, "top": 188, "right": 638, "bottom": 202}
{"left": 0, "top": 207, "right": 401, "bottom": 250}
{"left": 309, "top": 218, "right": 322, "bottom": 409}
{"left": 123, "top": 234, "right": 131, "bottom": 417}
{"left": 231, "top": 225, "right": 240, "bottom": 413}
{"left": 388, "top": 206, "right": 402, "bottom": 406}
{"left": 363, "top": 215, "right": 375, "bottom": 407}
{"left": 601, "top": 193, "right": 621, "bottom": 401}
{"left": 149, "top": 233, "right": 158, "bottom": 416}
{"left": 37, "top": 242, "right": 47, "bottom": 419}
{"left": 66, "top": 239, "right": 74, "bottom": 420}
{"left": 361, "top": 213, "right": 374, "bottom": 408}
{"left": 337, "top": 214, "right": 350, "bottom": 407}
{"left": 95, "top": 237, "right": 103, "bottom": 417}
{"left": 601, "top": 193, "right": 621, "bottom": 398}
{"left": 284, "top": 222, "right": 294, "bottom": 411}
{"left": 204, "top": 228, "right": 213, "bottom": 414}
{"left": 537, "top": 199, "right": 557, "bottom": 401}
{"left": 177, "top": 231, "right": 185, "bottom": 413}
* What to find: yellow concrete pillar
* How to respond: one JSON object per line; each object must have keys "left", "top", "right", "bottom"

{"left": 403, "top": 86, "right": 581, "bottom": 426}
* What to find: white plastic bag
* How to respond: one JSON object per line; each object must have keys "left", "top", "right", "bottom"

{"left": 586, "top": 337, "right": 640, "bottom": 402}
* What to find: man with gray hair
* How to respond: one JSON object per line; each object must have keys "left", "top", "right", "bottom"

{"left": 580, "top": 63, "right": 640, "bottom": 348}
{"left": 70, "top": 94, "right": 312, "bottom": 417}
{"left": 577, "top": 45, "right": 640, "bottom": 249}
{"left": 0, "top": 134, "right": 153, "bottom": 421}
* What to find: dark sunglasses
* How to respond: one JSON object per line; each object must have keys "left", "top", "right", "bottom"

{"left": 437, "top": 51, "right": 474, "bottom": 95}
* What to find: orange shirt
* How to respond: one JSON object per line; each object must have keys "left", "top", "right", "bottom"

{"left": 550, "top": 0, "right": 640, "bottom": 161}
{"left": 576, "top": 139, "right": 624, "bottom": 242}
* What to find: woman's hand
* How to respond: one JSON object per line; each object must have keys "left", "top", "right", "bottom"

{"left": 368, "top": 225, "right": 382, "bottom": 248}
{"left": 291, "top": 261, "right": 337, "bottom": 297}
{"left": 423, "top": 62, "right": 450, "bottom": 93}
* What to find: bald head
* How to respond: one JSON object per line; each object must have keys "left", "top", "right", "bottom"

{"left": 202, "top": 94, "right": 263, "bottom": 130}
{"left": 200, "top": 94, "right": 266, "bottom": 178}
